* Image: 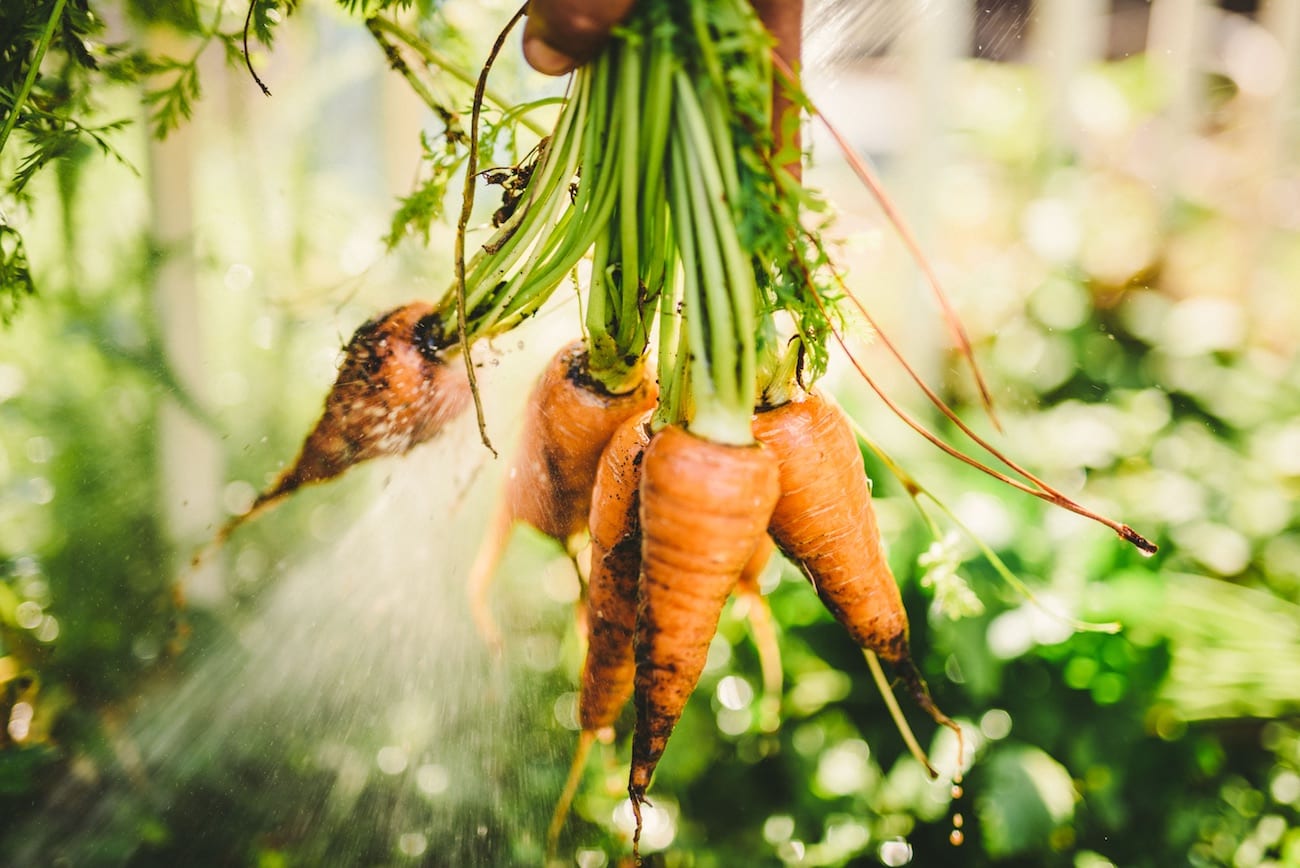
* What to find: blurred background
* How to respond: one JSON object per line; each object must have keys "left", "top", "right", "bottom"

{"left": 1, "top": 0, "right": 1298, "bottom": 865}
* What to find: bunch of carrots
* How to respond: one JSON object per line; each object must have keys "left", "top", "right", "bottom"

{"left": 210, "top": 0, "right": 1155, "bottom": 859}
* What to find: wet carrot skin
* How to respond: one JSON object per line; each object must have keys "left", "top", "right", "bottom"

{"left": 751, "top": 393, "right": 910, "bottom": 664}
{"left": 505, "top": 340, "right": 658, "bottom": 542}
{"left": 580, "top": 411, "right": 653, "bottom": 732}
{"left": 264, "top": 301, "right": 470, "bottom": 500}
{"left": 630, "top": 425, "right": 781, "bottom": 802}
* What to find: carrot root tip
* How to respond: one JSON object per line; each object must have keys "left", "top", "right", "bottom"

{"left": 1120, "top": 525, "right": 1159, "bottom": 555}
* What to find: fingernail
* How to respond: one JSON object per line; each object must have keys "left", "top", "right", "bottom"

{"left": 523, "top": 36, "right": 577, "bottom": 76}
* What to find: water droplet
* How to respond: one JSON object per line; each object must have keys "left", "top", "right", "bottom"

{"left": 716, "top": 675, "right": 754, "bottom": 711}
{"left": 575, "top": 848, "right": 608, "bottom": 868}
{"left": 15, "top": 601, "right": 42, "bottom": 630}
{"left": 377, "top": 745, "right": 408, "bottom": 775}
{"left": 553, "top": 692, "right": 579, "bottom": 731}
{"left": 0, "top": 364, "right": 27, "bottom": 402}
{"left": 541, "top": 560, "right": 580, "bottom": 604}
{"left": 416, "top": 763, "right": 449, "bottom": 795}
{"left": 398, "top": 831, "right": 427, "bottom": 857}
{"left": 224, "top": 263, "right": 254, "bottom": 292}
{"left": 28, "top": 477, "right": 54, "bottom": 505}
{"left": 25, "top": 436, "right": 53, "bottom": 464}
{"left": 952, "top": 813, "right": 964, "bottom": 829}
{"left": 613, "top": 799, "right": 675, "bottom": 851}
{"left": 777, "top": 840, "right": 806, "bottom": 862}
{"left": 36, "top": 615, "right": 59, "bottom": 643}
{"left": 715, "top": 707, "right": 750, "bottom": 736}
{"left": 762, "top": 814, "right": 795, "bottom": 844}
{"left": 223, "top": 481, "right": 257, "bottom": 516}
{"left": 703, "top": 633, "right": 732, "bottom": 672}
{"left": 979, "top": 708, "right": 1012, "bottom": 740}
{"left": 951, "top": 784, "right": 964, "bottom": 799}
{"left": 132, "top": 635, "right": 161, "bottom": 661}
{"left": 949, "top": 829, "right": 965, "bottom": 846}
{"left": 879, "top": 838, "right": 913, "bottom": 866}
{"left": 7, "top": 701, "right": 34, "bottom": 742}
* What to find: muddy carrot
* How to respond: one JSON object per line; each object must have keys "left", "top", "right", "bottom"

{"left": 548, "top": 408, "right": 654, "bottom": 855}
{"left": 752, "top": 391, "right": 957, "bottom": 748}
{"left": 629, "top": 425, "right": 781, "bottom": 835}
{"left": 468, "top": 341, "right": 656, "bottom": 648}
{"left": 204, "top": 302, "right": 469, "bottom": 556}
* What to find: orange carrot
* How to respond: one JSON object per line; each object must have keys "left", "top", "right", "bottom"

{"left": 629, "top": 425, "right": 780, "bottom": 832}
{"left": 752, "top": 391, "right": 955, "bottom": 738}
{"left": 505, "top": 341, "right": 657, "bottom": 542}
{"left": 206, "top": 302, "right": 469, "bottom": 553}
{"left": 549, "top": 409, "right": 654, "bottom": 855}
{"left": 469, "top": 341, "right": 656, "bottom": 647}
{"left": 580, "top": 410, "right": 653, "bottom": 735}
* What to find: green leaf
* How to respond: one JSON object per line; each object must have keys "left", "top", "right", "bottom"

{"left": 144, "top": 59, "right": 200, "bottom": 138}
{"left": 0, "top": 221, "right": 36, "bottom": 322}
{"left": 977, "top": 743, "right": 1077, "bottom": 858}
{"left": 249, "top": 0, "right": 298, "bottom": 47}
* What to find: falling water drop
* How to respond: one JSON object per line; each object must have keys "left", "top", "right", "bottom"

{"left": 879, "top": 838, "right": 913, "bottom": 866}
{"left": 398, "top": 831, "right": 428, "bottom": 856}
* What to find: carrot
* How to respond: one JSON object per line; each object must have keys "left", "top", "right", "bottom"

{"left": 579, "top": 409, "right": 654, "bottom": 735}
{"left": 733, "top": 534, "right": 783, "bottom": 731}
{"left": 205, "top": 302, "right": 469, "bottom": 554}
{"left": 548, "top": 408, "right": 653, "bottom": 856}
{"left": 629, "top": 424, "right": 781, "bottom": 839}
{"left": 468, "top": 340, "right": 656, "bottom": 648}
{"left": 751, "top": 391, "right": 957, "bottom": 745}
{"left": 505, "top": 341, "right": 656, "bottom": 542}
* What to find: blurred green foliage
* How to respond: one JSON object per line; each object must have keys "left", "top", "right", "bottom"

{"left": 3, "top": 2, "right": 1300, "bottom": 867}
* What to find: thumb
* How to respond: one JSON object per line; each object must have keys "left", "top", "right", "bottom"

{"left": 522, "top": 0, "right": 637, "bottom": 75}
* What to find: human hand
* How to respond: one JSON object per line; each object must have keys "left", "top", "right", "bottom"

{"left": 521, "top": 0, "right": 639, "bottom": 76}
{"left": 521, "top": 0, "right": 804, "bottom": 175}
{"left": 522, "top": 0, "right": 802, "bottom": 76}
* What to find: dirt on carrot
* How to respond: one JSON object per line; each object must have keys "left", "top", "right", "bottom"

{"left": 468, "top": 341, "right": 656, "bottom": 647}
{"left": 580, "top": 409, "right": 654, "bottom": 735}
{"left": 752, "top": 391, "right": 955, "bottom": 736}
{"left": 209, "top": 302, "right": 470, "bottom": 551}
{"left": 504, "top": 341, "right": 657, "bottom": 542}
{"left": 629, "top": 425, "right": 781, "bottom": 835}
{"left": 547, "top": 409, "right": 656, "bottom": 856}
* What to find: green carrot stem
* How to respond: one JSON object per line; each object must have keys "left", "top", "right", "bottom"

{"left": 653, "top": 255, "right": 685, "bottom": 431}
{"left": 675, "top": 76, "right": 760, "bottom": 396}
{"left": 370, "top": 16, "right": 549, "bottom": 138}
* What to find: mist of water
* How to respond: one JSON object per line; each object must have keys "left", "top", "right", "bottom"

{"left": 4, "top": 342, "right": 588, "bottom": 867}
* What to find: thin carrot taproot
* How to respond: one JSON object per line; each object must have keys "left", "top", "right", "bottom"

{"left": 752, "top": 390, "right": 958, "bottom": 760}
{"left": 468, "top": 341, "right": 655, "bottom": 648}
{"left": 733, "top": 534, "right": 783, "bottom": 731}
{"left": 629, "top": 424, "right": 781, "bottom": 840}
{"left": 548, "top": 408, "right": 653, "bottom": 856}
{"left": 579, "top": 409, "right": 654, "bottom": 734}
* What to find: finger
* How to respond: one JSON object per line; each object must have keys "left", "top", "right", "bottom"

{"left": 753, "top": 0, "right": 804, "bottom": 180}
{"left": 522, "top": 0, "right": 637, "bottom": 76}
